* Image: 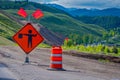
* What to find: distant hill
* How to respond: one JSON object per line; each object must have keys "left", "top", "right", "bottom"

{"left": 72, "top": 8, "right": 120, "bottom": 16}
{"left": 46, "top": 4, "right": 75, "bottom": 16}
{"left": 76, "top": 16, "right": 120, "bottom": 30}
{"left": 47, "top": 4, "right": 120, "bottom": 17}
{"left": 46, "top": 4, "right": 120, "bottom": 30}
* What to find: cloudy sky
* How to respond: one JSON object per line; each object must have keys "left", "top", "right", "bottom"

{"left": 32, "top": 0, "right": 120, "bottom": 9}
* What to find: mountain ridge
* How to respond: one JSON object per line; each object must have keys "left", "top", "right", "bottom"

{"left": 46, "top": 4, "right": 120, "bottom": 16}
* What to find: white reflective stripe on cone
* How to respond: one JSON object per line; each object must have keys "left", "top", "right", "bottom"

{"left": 51, "top": 54, "right": 62, "bottom": 57}
{"left": 54, "top": 47, "right": 61, "bottom": 49}
{"left": 51, "top": 61, "right": 62, "bottom": 64}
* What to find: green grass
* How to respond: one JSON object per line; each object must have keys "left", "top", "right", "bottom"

{"left": 62, "top": 44, "right": 120, "bottom": 57}
{"left": 38, "top": 43, "right": 51, "bottom": 48}
{"left": 98, "top": 59, "right": 110, "bottom": 63}
{"left": 0, "top": 12, "right": 21, "bottom": 39}
{"left": 0, "top": 36, "right": 15, "bottom": 45}
{"left": 39, "top": 11, "right": 106, "bottom": 37}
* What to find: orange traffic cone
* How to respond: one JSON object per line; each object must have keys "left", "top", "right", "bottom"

{"left": 48, "top": 46, "right": 65, "bottom": 71}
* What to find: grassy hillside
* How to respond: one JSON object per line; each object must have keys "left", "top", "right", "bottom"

{"left": 39, "top": 11, "right": 106, "bottom": 37}
{"left": 0, "top": 1, "right": 108, "bottom": 45}
{"left": 76, "top": 16, "right": 120, "bottom": 30}
{"left": 0, "top": 1, "right": 106, "bottom": 37}
{"left": 4, "top": 8, "right": 106, "bottom": 43}
{"left": 0, "top": 12, "right": 21, "bottom": 40}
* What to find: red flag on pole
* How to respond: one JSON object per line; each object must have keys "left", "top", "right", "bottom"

{"left": 32, "top": 9, "right": 44, "bottom": 19}
{"left": 17, "top": 8, "right": 27, "bottom": 18}
{"left": 65, "top": 37, "right": 69, "bottom": 43}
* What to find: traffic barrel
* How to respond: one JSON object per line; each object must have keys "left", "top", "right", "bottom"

{"left": 48, "top": 46, "right": 65, "bottom": 71}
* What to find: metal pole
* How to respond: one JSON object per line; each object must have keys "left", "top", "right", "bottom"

{"left": 28, "top": 15, "right": 31, "bottom": 22}
{"left": 25, "top": 54, "right": 29, "bottom": 63}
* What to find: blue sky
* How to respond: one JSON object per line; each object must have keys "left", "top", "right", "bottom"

{"left": 32, "top": 0, "right": 120, "bottom": 9}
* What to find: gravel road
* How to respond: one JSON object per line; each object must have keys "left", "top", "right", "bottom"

{"left": 0, "top": 46, "right": 120, "bottom": 80}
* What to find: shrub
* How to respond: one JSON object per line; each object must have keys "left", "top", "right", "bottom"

{"left": 104, "top": 46, "right": 110, "bottom": 54}
{"left": 101, "top": 46, "right": 105, "bottom": 52}
{"left": 112, "top": 46, "right": 118, "bottom": 54}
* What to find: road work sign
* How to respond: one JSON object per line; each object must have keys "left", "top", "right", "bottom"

{"left": 13, "top": 23, "right": 44, "bottom": 54}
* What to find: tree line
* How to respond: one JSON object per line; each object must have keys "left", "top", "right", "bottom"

{"left": 76, "top": 16, "right": 120, "bottom": 30}
{"left": 66, "top": 28, "right": 119, "bottom": 46}
{"left": 0, "top": 0, "right": 29, "bottom": 9}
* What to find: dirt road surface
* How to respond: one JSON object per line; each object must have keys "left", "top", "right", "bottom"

{"left": 0, "top": 46, "right": 120, "bottom": 80}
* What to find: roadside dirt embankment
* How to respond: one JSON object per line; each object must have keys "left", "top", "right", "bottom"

{"left": 63, "top": 50, "right": 120, "bottom": 63}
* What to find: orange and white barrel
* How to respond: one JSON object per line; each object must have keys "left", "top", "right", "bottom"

{"left": 49, "top": 46, "right": 65, "bottom": 71}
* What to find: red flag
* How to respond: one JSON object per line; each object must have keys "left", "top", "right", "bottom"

{"left": 65, "top": 38, "right": 69, "bottom": 41}
{"left": 17, "top": 8, "right": 27, "bottom": 18}
{"left": 32, "top": 9, "right": 44, "bottom": 19}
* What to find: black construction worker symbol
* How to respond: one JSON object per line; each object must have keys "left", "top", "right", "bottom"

{"left": 18, "top": 30, "right": 37, "bottom": 48}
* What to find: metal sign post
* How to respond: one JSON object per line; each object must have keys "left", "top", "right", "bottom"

{"left": 25, "top": 54, "right": 29, "bottom": 63}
